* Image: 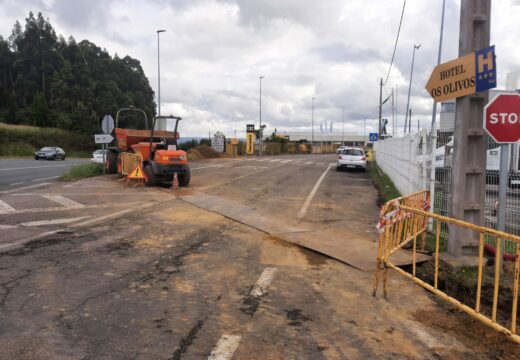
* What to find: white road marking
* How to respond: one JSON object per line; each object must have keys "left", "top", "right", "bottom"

{"left": 269, "top": 159, "right": 281, "bottom": 162}
{"left": 250, "top": 267, "right": 278, "bottom": 297}
{"left": 0, "top": 202, "right": 145, "bottom": 215}
{"left": 296, "top": 164, "right": 333, "bottom": 219}
{"left": 0, "top": 182, "right": 52, "bottom": 194}
{"left": 20, "top": 216, "right": 90, "bottom": 227}
{"left": 304, "top": 161, "right": 314, "bottom": 165}
{"left": 280, "top": 159, "right": 293, "bottom": 163}
{"left": 31, "top": 176, "right": 60, "bottom": 182}
{"left": 235, "top": 165, "right": 269, "bottom": 170}
{"left": 0, "top": 164, "right": 70, "bottom": 171}
{"left": 42, "top": 195, "right": 85, "bottom": 208}
{"left": 208, "top": 335, "right": 241, "bottom": 360}
{"left": 9, "top": 182, "right": 26, "bottom": 186}
{"left": 0, "top": 200, "right": 16, "bottom": 213}
{"left": 71, "top": 201, "right": 157, "bottom": 227}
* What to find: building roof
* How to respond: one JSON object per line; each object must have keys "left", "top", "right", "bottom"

{"left": 278, "top": 132, "right": 367, "bottom": 142}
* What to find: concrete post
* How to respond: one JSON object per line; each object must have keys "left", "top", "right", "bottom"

{"left": 449, "top": 0, "right": 491, "bottom": 257}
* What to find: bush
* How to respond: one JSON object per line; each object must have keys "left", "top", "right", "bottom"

{"left": 60, "top": 163, "right": 103, "bottom": 181}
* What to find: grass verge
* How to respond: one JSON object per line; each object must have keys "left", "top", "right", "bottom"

{"left": 367, "top": 160, "right": 401, "bottom": 205}
{"left": 60, "top": 163, "right": 103, "bottom": 181}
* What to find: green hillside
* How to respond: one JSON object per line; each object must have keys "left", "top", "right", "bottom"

{"left": 0, "top": 122, "right": 94, "bottom": 157}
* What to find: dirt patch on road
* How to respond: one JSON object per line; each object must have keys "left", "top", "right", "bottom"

{"left": 414, "top": 259, "right": 519, "bottom": 328}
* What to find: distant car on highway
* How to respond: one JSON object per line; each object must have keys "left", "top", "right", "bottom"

{"left": 337, "top": 147, "right": 367, "bottom": 171}
{"left": 91, "top": 149, "right": 107, "bottom": 164}
{"left": 34, "top": 147, "right": 66, "bottom": 161}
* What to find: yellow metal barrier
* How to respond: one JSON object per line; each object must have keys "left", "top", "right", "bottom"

{"left": 373, "top": 190, "right": 520, "bottom": 345}
{"left": 120, "top": 152, "right": 143, "bottom": 177}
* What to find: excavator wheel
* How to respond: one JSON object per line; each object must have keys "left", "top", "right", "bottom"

{"left": 178, "top": 167, "right": 191, "bottom": 187}
{"left": 144, "top": 163, "right": 157, "bottom": 187}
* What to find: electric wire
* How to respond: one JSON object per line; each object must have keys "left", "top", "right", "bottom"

{"left": 383, "top": 0, "right": 406, "bottom": 86}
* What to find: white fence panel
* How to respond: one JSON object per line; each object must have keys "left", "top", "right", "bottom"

{"left": 374, "top": 131, "right": 428, "bottom": 196}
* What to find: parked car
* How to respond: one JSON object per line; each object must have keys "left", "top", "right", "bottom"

{"left": 34, "top": 147, "right": 66, "bottom": 160}
{"left": 336, "top": 145, "right": 347, "bottom": 154}
{"left": 91, "top": 149, "right": 108, "bottom": 164}
{"left": 337, "top": 147, "right": 367, "bottom": 171}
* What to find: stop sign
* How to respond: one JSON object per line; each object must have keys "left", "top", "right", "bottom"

{"left": 484, "top": 93, "right": 520, "bottom": 143}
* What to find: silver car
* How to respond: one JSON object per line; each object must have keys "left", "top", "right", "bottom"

{"left": 34, "top": 147, "right": 66, "bottom": 160}
{"left": 336, "top": 147, "right": 367, "bottom": 171}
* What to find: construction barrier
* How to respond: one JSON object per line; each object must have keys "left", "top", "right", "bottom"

{"left": 120, "top": 152, "right": 143, "bottom": 177}
{"left": 373, "top": 190, "right": 520, "bottom": 344}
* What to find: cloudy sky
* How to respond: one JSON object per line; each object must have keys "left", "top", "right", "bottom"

{"left": 1, "top": 0, "right": 519, "bottom": 137}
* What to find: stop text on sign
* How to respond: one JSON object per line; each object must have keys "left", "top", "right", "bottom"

{"left": 426, "top": 45, "right": 496, "bottom": 102}
{"left": 489, "top": 113, "right": 520, "bottom": 125}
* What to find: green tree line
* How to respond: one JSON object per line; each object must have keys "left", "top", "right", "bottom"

{"left": 0, "top": 12, "right": 156, "bottom": 134}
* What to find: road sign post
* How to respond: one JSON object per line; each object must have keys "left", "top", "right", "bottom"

{"left": 94, "top": 133, "right": 114, "bottom": 175}
{"left": 484, "top": 93, "right": 520, "bottom": 264}
{"left": 100, "top": 115, "right": 114, "bottom": 175}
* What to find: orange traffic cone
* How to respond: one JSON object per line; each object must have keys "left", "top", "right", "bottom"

{"left": 172, "top": 172, "right": 179, "bottom": 188}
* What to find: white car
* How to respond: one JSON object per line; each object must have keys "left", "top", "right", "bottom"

{"left": 91, "top": 149, "right": 108, "bottom": 164}
{"left": 337, "top": 147, "right": 367, "bottom": 171}
{"left": 336, "top": 145, "right": 347, "bottom": 154}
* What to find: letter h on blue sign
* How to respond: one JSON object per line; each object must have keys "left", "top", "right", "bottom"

{"left": 475, "top": 45, "right": 497, "bottom": 92}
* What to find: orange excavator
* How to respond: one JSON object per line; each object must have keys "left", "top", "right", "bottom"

{"left": 106, "top": 107, "right": 190, "bottom": 186}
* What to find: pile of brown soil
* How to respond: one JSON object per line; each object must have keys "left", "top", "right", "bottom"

{"left": 187, "top": 144, "right": 230, "bottom": 160}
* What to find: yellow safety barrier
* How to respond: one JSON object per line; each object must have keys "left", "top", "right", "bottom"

{"left": 373, "top": 190, "right": 520, "bottom": 345}
{"left": 120, "top": 152, "right": 143, "bottom": 177}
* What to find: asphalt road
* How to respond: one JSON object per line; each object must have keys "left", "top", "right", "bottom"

{"left": 0, "top": 159, "right": 91, "bottom": 191}
{"left": 0, "top": 154, "right": 516, "bottom": 359}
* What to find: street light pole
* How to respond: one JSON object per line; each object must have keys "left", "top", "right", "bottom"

{"left": 312, "top": 97, "right": 316, "bottom": 153}
{"left": 404, "top": 44, "right": 421, "bottom": 134}
{"left": 341, "top": 107, "right": 345, "bottom": 145}
{"left": 157, "top": 29, "right": 166, "bottom": 119}
{"left": 259, "top": 76, "right": 264, "bottom": 156}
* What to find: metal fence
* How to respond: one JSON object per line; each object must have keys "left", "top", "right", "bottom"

{"left": 374, "top": 130, "right": 520, "bottom": 254}
{"left": 373, "top": 190, "right": 520, "bottom": 344}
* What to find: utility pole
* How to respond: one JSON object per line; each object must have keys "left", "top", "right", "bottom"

{"left": 312, "top": 97, "right": 316, "bottom": 152}
{"left": 364, "top": 118, "right": 367, "bottom": 147}
{"left": 405, "top": 44, "right": 421, "bottom": 134}
{"left": 449, "top": 0, "right": 491, "bottom": 258}
{"left": 156, "top": 29, "right": 166, "bottom": 119}
{"left": 395, "top": 85, "right": 399, "bottom": 136}
{"left": 259, "top": 76, "right": 264, "bottom": 156}
{"left": 341, "top": 108, "right": 345, "bottom": 145}
{"left": 391, "top": 88, "right": 395, "bottom": 137}
{"left": 429, "top": 0, "right": 446, "bottom": 225}
{"left": 378, "top": 78, "right": 383, "bottom": 137}
{"left": 408, "top": 109, "right": 412, "bottom": 134}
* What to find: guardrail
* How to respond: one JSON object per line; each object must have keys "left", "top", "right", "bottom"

{"left": 120, "top": 152, "right": 143, "bottom": 177}
{"left": 373, "top": 190, "right": 520, "bottom": 344}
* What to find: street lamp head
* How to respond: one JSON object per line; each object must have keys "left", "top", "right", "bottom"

{"left": 260, "top": 76, "right": 264, "bottom": 79}
{"left": 157, "top": 29, "right": 166, "bottom": 33}
{"left": 414, "top": 44, "right": 421, "bottom": 50}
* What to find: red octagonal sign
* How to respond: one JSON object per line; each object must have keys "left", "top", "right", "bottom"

{"left": 484, "top": 93, "right": 520, "bottom": 143}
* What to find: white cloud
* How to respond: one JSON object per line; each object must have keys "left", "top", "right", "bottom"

{"left": 1, "top": 0, "right": 519, "bottom": 137}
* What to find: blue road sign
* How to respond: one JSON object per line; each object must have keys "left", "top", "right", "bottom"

{"left": 475, "top": 45, "right": 496, "bottom": 93}
{"left": 369, "top": 133, "right": 379, "bottom": 142}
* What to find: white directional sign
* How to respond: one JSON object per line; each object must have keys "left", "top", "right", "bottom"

{"left": 212, "top": 131, "right": 225, "bottom": 153}
{"left": 94, "top": 134, "right": 114, "bottom": 144}
{"left": 101, "top": 114, "right": 114, "bottom": 134}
